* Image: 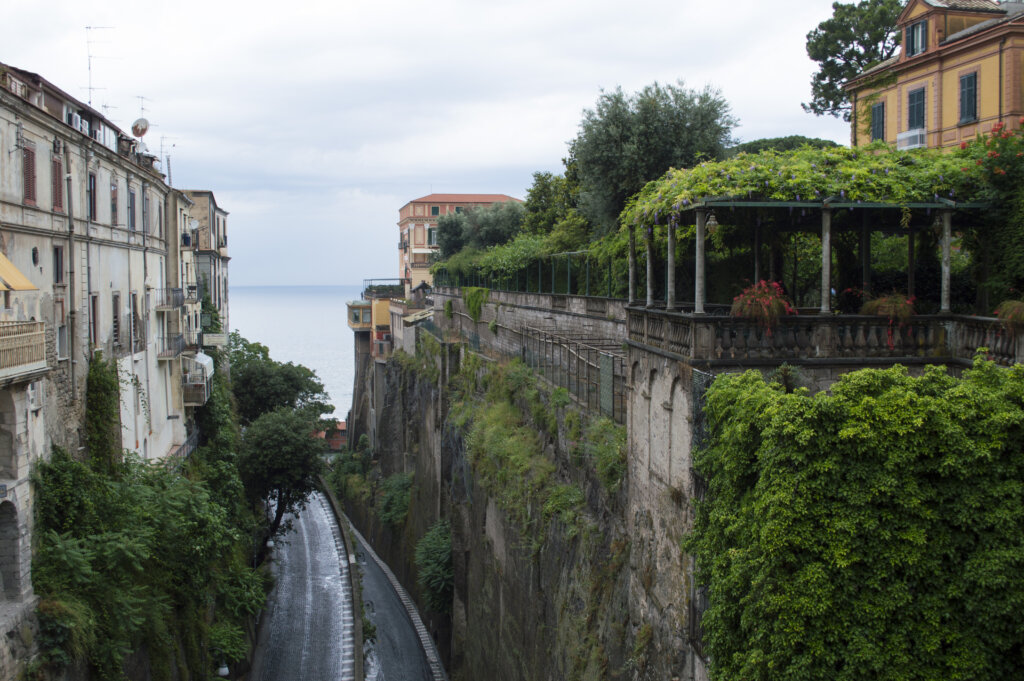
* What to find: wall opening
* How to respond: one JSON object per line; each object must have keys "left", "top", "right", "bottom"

{"left": 0, "top": 501, "right": 21, "bottom": 600}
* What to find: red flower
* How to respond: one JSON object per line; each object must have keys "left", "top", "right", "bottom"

{"left": 960, "top": 141, "right": 968, "bottom": 149}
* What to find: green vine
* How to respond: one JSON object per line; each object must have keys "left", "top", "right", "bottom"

{"left": 462, "top": 287, "right": 490, "bottom": 323}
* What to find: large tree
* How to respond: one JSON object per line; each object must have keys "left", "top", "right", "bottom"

{"left": 803, "top": 0, "right": 903, "bottom": 120}
{"left": 239, "top": 407, "right": 327, "bottom": 543}
{"left": 568, "top": 81, "right": 736, "bottom": 233}
{"left": 436, "top": 201, "right": 525, "bottom": 259}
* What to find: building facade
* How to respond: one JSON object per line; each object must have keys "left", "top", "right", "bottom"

{"left": 397, "top": 193, "right": 520, "bottom": 295}
{"left": 184, "top": 190, "right": 229, "bottom": 336}
{"left": 846, "top": 0, "right": 1024, "bottom": 149}
{"left": 0, "top": 61, "right": 218, "bottom": 675}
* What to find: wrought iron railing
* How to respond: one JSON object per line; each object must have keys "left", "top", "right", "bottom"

{"left": 157, "top": 333, "right": 185, "bottom": 359}
{"left": 153, "top": 287, "right": 184, "bottom": 310}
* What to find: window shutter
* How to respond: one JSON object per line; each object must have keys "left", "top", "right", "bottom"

{"left": 23, "top": 148, "right": 36, "bottom": 205}
{"left": 52, "top": 158, "right": 63, "bottom": 211}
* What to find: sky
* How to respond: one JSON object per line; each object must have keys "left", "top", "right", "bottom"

{"left": 8, "top": 0, "right": 850, "bottom": 286}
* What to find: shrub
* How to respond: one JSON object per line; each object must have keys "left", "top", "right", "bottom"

{"left": 860, "top": 292, "right": 915, "bottom": 321}
{"left": 462, "top": 287, "right": 490, "bottom": 323}
{"left": 584, "top": 418, "right": 627, "bottom": 494}
{"left": 994, "top": 298, "right": 1024, "bottom": 334}
{"left": 414, "top": 520, "right": 452, "bottom": 615}
{"left": 730, "top": 280, "right": 796, "bottom": 333}
{"left": 377, "top": 472, "right": 413, "bottom": 527}
{"left": 444, "top": 299, "right": 453, "bottom": 319}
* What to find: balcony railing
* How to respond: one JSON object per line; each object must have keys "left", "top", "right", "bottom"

{"left": 157, "top": 333, "right": 185, "bottom": 360}
{"left": 153, "top": 288, "right": 184, "bottom": 310}
{"left": 627, "top": 308, "right": 1023, "bottom": 368}
{"left": 184, "top": 284, "right": 199, "bottom": 303}
{"left": 0, "top": 321, "right": 47, "bottom": 381}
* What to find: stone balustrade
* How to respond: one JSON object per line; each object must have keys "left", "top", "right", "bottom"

{"left": 628, "top": 307, "right": 1023, "bottom": 368}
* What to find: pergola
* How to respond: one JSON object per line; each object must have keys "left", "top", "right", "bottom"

{"left": 625, "top": 197, "right": 988, "bottom": 314}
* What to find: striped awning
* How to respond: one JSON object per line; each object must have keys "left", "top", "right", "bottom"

{"left": 0, "top": 253, "right": 36, "bottom": 291}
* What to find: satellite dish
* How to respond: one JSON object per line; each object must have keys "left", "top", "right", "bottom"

{"left": 131, "top": 118, "right": 149, "bottom": 137}
{"left": 189, "top": 219, "right": 199, "bottom": 230}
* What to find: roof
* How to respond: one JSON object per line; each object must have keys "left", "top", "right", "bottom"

{"left": 403, "top": 309, "right": 434, "bottom": 325}
{"left": 407, "top": 193, "right": 522, "bottom": 204}
{"left": 922, "top": 0, "right": 1003, "bottom": 11}
{"left": 942, "top": 1, "right": 1024, "bottom": 44}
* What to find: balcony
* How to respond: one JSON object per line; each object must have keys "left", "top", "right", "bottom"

{"left": 182, "top": 354, "right": 213, "bottom": 407}
{"left": 627, "top": 307, "right": 1023, "bottom": 368}
{"left": 0, "top": 321, "right": 47, "bottom": 383}
{"left": 157, "top": 333, "right": 185, "bottom": 360}
{"left": 153, "top": 287, "right": 184, "bottom": 311}
{"left": 347, "top": 301, "right": 372, "bottom": 332}
{"left": 184, "top": 284, "right": 199, "bottom": 304}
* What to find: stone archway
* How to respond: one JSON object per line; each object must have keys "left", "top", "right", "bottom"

{"left": 0, "top": 391, "right": 16, "bottom": 479}
{"left": 0, "top": 501, "right": 21, "bottom": 600}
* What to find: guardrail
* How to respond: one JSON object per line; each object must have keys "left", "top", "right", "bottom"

{"left": 0, "top": 321, "right": 46, "bottom": 377}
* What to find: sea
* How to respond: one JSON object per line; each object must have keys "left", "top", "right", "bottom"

{"left": 229, "top": 285, "right": 362, "bottom": 422}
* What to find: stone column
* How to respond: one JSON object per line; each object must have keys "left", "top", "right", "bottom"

{"left": 821, "top": 208, "right": 832, "bottom": 314}
{"left": 695, "top": 210, "right": 706, "bottom": 314}
{"left": 646, "top": 227, "right": 654, "bottom": 308}
{"left": 941, "top": 210, "right": 952, "bottom": 313}
{"left": 628, "top": 225, "right": 636, "bottom": 304}
{"left": 666, "top": 219, "right": 676, "bottom": 311}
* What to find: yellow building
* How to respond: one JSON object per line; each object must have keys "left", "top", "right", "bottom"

{"left": 846, "top": 0, "right": 1024, "bottom": 150}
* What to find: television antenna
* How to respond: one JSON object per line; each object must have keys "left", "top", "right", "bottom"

{"left": 85, "top": 26, "right": 113, "bottom": 107}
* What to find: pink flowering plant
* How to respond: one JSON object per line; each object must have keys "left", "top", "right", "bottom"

{"left": 861, "top": 293, "right": 916, "bottom": 349}
{"left": 730, "top": 280, "right": 796, "bottom": 335}
{"left": 994, "top": 299, "right": 1024, "bottom": 336}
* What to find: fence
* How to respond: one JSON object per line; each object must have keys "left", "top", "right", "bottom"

{"left": 520, "top": 326, "right": 626, "bottom": 424}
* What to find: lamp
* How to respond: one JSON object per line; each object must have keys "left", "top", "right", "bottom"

{"left": 705, "top": 211, "right": 718, "bottom": 235}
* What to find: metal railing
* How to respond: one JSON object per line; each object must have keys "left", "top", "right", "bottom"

{"left": 171, "top": 429, "right": 200, "bottom": 460}
{"left": 0, "top": 321, "right": 46, "bottom": 376}
{"left": 153, "top": 287, "right": 184, "bottom": 310}
{"left": 520, "top": 326, "right": 626, "bottom": 423}
{"left": 157, "top": 333, "right": 185, "bottom": 360}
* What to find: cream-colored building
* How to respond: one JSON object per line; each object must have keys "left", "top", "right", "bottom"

{"left": 846, "top": 0, "right": 1024, "bottom": 149}
{"left": 0, "top": 61, "right": 215, "bottom": 674}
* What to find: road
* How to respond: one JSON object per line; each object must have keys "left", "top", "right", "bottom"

{"left": 250, "top": 493, "right": 357, "bottom": 681}
{"left": 352, "top": 528, "right": 436, "bottom": 681}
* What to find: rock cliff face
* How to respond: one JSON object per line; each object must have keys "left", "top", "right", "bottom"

{"left": 346, "top": 338, "right": 700, "bottom": 681}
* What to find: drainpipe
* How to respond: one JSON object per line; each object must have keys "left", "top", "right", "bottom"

{"left": 999, "top": 37, "right": 1006, "bottom": 125}
{"left": 63, "top": 142, "right": 77, "bottom": 401}
{"left": 141, "top": 181, "right": 153, "bottom": 440}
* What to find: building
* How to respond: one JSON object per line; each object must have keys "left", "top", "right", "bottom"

{"left": 846, "top": 0, "right": 1024, "bottom": 149}
{"left": 184, "top": 189, "right": 229, "bottom": 337}
{"left": 0, "top": 60, "right": 216, "bottom": 673}
{"left": 397, "top": 193, "right": 520, "bottom": 295}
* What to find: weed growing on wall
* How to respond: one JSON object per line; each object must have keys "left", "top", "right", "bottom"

{"left": 583, "top": 417, "right": 627, "bottom": 494}
{"left": 414, "top": 520, "right": 453, "bottom": 615}
{"left": 377, "top": 472, "right": 413, "bottom": 527}
{"left": 462, "top": 286, "right": 490, "bottom": 323}
{"left": 687, "top": 358, "right": 1024, "bottom": 681}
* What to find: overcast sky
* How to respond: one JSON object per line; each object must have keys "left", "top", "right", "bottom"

{"left": 8, "top": 0, "right": 849, "bottom": 286}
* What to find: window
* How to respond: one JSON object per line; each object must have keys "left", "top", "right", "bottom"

{"left": 428, "top": 227, "right": 438, "bottom": 246}
{"left": 143, "top": 194, "right": 150, "bottom": 234}
{"left": 22, "top": 146, "right": 36, "bottom": 206}
{"left": 960, "top": 73, "right": 977, "bottom": 123}
{"left": 90, "top": 294, "right": 98, "bottom": 346}
{"left": 871, "top": 102, "right": 885, "bottom": 141}
{"left": 52, "top": 158, "right": 63, "bottom": 212}
{"left": 907, "top": 20, "right": 927, "bottom": 57}
{"left": 52, "top": 246, "right": 64, "bottom": 284}
{"left": 87, "top": 172, "right": 97, "bottom": 220}
{"left": 57, "top": 324, "right": 68, "bottom": 359}
{"left": 431, "top": 206, "right": 439, "bottom": 216}
{"left": 454, "top": 206, "right": 463, "bottom": 214}
{"left": 110, "top": 181, "right": 118, "bottom": 225}
{"left": 908, "top": 87, "right": 925, "bottom": 130}
{"left": 128, "top": 189, "right": 136, "bottom": 231}
{"left": 112, "top": 292, "right": 121, "bottom": 345}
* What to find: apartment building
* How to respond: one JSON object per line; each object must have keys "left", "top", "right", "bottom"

{"left": 0, "top": 61, "right": 216, "bottom": 672}
{"left": 397, "top": 193, "right": 520, "bottom": 295}
{"left": 846, "top": 0, "right": 1024, "bottom": 149}
{"left": 183, "top": 189, "right": 230, "bottom": 337}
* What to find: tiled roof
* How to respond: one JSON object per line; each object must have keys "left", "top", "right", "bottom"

{"left": 923, "top": 0, "right": 1004, "bottom": 11}
{"left": 942, "top": 1, "right": 1024, "bottom": 43}
{"left": 408, "top": 193, "right": 522, "bottom": 204}
{"left": 854, "top": 54, "right": 900, "bottom": 81}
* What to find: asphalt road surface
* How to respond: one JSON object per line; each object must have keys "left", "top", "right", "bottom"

{"left": 353, "top": 530, "right": 434, "bottom": 681}
{"left": 250, "top": 494, "right": 357, "bottom": 681}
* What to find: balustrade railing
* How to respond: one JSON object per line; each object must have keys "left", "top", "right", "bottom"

{"left": 153, "top": 287, "right": 184, "bottom": 310}
{"left": 0, "top": 321, "right": 46, "bottom": 376}
{"left": 628, "top": 308, "right": 1022, "bottom": 367}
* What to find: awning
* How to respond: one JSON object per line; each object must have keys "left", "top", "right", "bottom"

{"left": 403, "top": 309, "right": 434, "bottom": 325}
{"left": 0, "top": 253, "right": 36, "bottom": 291}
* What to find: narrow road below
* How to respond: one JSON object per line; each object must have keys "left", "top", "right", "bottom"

{"left": 352, "top": 528, "right": 436, "bottom": 681}
{"left": 250, "top": 493, "right": 356, "bottom": 681}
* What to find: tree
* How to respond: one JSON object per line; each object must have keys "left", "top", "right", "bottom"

{"left": 239, "top": 407, "right": 327, "bottom": 544}
{"left": 568, "top": 81, "right": 736, "bottom": 233}
{"left": 436, "top": 211, "right": 468, "bottom": 259}
{"left": 231, "top": 359, "right": 330, "bottom": 425}
{"left": 728, "top": 135, "right": 839, "bottom": 156}
{"left": 803, "top": 0, "right": 903, "bottom": 120}
{"left": 437, "top": 202, "right": 525, "bottom": 259}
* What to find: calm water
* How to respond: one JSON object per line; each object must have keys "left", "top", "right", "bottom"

{"left": 230, "top": 285, "right": 362, "bottom": 420}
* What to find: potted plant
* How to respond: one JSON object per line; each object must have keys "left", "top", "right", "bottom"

{"left": 861, "top": 293, "right": 915, "bottom": 350}
{"left": 730, "top": 280, "right": 797, "bottom": 335}
{"left": 995, "top": 299, "right": 1024, "bottom": 336}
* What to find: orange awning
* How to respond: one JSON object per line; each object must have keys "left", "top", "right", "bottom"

{"left": 0, "top": 253, "right": 36, "bottom": 291}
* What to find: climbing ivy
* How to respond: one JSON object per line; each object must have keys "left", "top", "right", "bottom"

{"left": 462, "top": 287, "right": 490, "bottom": 323}
{"left": 414, "top": 520, "right": 452, "bottom": 615}
{"left": 686, "top": 358, "right": 1024, "bottom": 681}
{"left": 84, "top": 352, "right": 121, "bottom": 474}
